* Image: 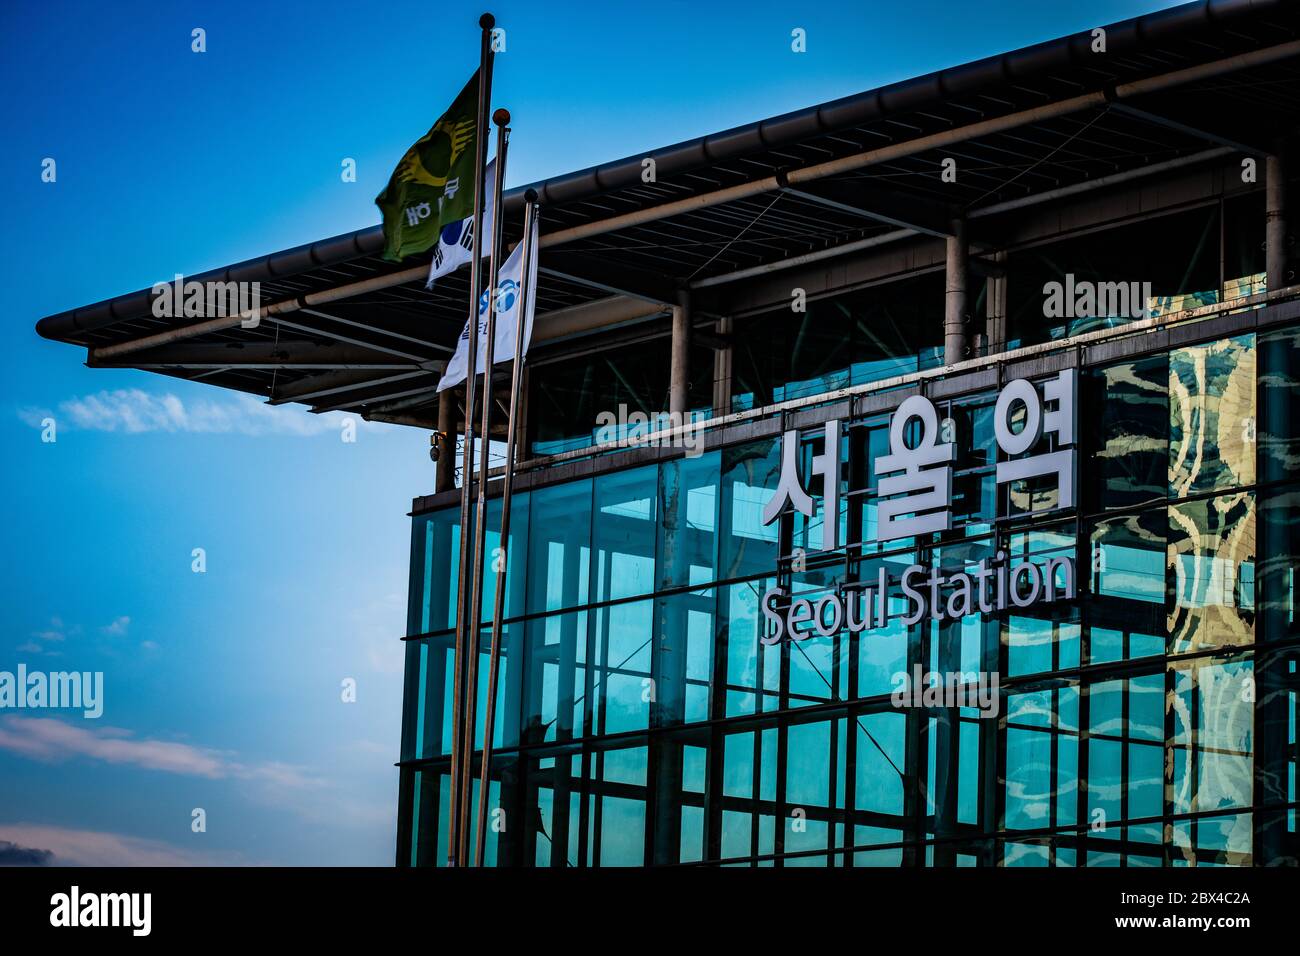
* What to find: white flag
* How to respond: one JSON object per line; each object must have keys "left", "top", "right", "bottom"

{"left": 438, "top": 212, "right": 539, "bottom": 393}
{"left": 426, "top": 159, "right": 496, "bottom": 288}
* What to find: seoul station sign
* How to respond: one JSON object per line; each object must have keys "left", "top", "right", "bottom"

{"left": 759, "top": 370, "right": 1079, "bottom": 645}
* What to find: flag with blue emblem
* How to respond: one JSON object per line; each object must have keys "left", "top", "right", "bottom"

{"left": 438, "top": 210, "right": 539, "bottom": 392}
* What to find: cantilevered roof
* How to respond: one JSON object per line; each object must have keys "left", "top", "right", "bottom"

{"left": 35, "top": 0, "right": 1300, "bottom": 428}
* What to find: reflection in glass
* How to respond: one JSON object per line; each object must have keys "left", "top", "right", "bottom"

{"left": 1259, "top": 326, "right": 1300, "bottom": 484}
{"left": 526, "top": 478, "right": 592, "bottom": 614}
{"left": 657, "top": 452, "right": 720, "bottom": 590}
{"left": 1167, "top": 493, "right": 1255, "bottom": 655}
{"left": 1088, "top": 354, "right": 1168, "bottom": 511}
{"left": 1090, "top": 510, "right": 1166, "bottom": 658}
{"left": 593, "top": 466, "right": 657, "bottom": 603}
{"left": 1169, "top": 657, "right": 1253, "bottom": 819}
{"left": 1169, "top": 335, "right": 1255, "bottom": 498}
{"left": 719, "top": 440, "right": 781, "bottom": 581}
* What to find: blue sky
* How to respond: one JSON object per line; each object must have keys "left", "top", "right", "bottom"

{"left": 0, "top": 0, "right": 1179, "bottom": 865}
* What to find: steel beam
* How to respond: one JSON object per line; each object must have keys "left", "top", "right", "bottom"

{"left": 267, "top": 369, "right": 433, "bottom": 406}
{"left": 540, "top": 256, "right": 679, "bottom": 304}
{"left": 1109, "top": 102, "right": 1268, "bottom": 157}
{"left": 781, "top": 180, "right": 953, "bottom": 238}
{"left": 89, "top": 339, "right": 415, "bottom": 369}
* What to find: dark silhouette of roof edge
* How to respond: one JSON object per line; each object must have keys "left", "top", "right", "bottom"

{"left": 35, "top": 0, "right": 1283, "bottom": 342}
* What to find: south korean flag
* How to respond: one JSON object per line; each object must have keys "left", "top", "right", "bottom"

{"left": 426, "top": 158, "right": 495, "bottom": 288}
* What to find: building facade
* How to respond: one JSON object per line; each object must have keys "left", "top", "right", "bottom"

{"left": 398, "top": 273, "right": 1300, "bottom": 867}
{"left": 387, "top": 4, "right": 1300, "bottom": 867}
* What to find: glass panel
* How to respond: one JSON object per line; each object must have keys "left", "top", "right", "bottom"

{"left": 1004, "top": 526, "right": 1079, "bottom": 675}
{"left": 653, "top": 736, "right": 709, "bottom": 865}
{"left": 409, "top": 767, "right": 450, "bottom": 867}
{"left": 1259, "top": 324, "right": 1300, "bottom": 485}
{"left": 415, "top": 506, "right": 462, "bottom": 633}
{"left": 1171, "top": 812, "right": 1253, "bottom": 867}
{"left": 728, "top": 274, "right": 945, "bottom": 411}
{"left": 592, "top": 466, "right": 657, "bottom": 603}
{"left": 785, "top": 719, "right": 839, "bottom": 860}
{"left": 476, "top": 491, "right": 530, "bottom": 624}
{"left": 657, "top": 451, "right": 720, "bottom": 589}
{"left": 591, "top": 745, "right": 648, "bottom": 866}
{"left": 526, "top": 478, "right": 592, "bottom": 614}
{"left": 1168, "top": 334, "right": 1255, "bottom": 498}
{"left": 1085, "top": 673, "right": 1162, "bottom": 839}
{"left": 592, "top": 599, "right": 653, "bottom": 735}
{"left": 470, "top": 623, "right": 525, "bottom": 751}
{"left": 1004, "top": 684, "right": 1079, "bottom": 831}
{"left": 720, "top": 577, "right": 781, "bottom": 717}
{"left": 719, "top": 439, "right": 781, "bottom": 581}
{"left": 1087, "top": 354, "right": 1168, "bottom": 511}
{"left": 854, "top": 710, "right": 907, "bottom": 819}
{"left": 653, "top": 588, "right": 714, "bottom": 726}
{"left": 1007, "top": 206, "right": 1220, "bottom": 347}
{"left": 788, "top": 575, "right": 851, "bottom": 708}
{"left": 1259, "top": 485, "right": 1300, "bottom": 645}
{"left": 1089, "top": 510, "right": 1166, "bottom": 658}
{"left": 523, "top": 610, "right": 589, "bottom": 744}
{"left": 1169, "top": 657, "right": 1254, "bottom": 817}
{"left": 855, "top": 560, "right": 910, "bottom": 699}
{"left": 528, "top": 337, "right": 672, "bottom": 456}
{"left": 1167, "top": 492, "right": 1255, "bottom": 654}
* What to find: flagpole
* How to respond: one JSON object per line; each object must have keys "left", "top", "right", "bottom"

{"left": 446, "top": 10, "right": 495, "bottom": 868}
{"left": 473, "top": 191, "right": 538, "bottom": 867}
{"left": 457, "top": 107, "right": 511, "bottom": 867}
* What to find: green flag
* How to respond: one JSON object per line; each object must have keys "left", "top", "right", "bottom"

{"left": 375, "top": 70, "right": 480, "bottom": 262}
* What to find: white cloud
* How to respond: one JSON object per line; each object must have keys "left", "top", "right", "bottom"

{"left": 17, "top": 617, "right": 75, "bottom": 655}
{"left": 0, "top": 717, "right": 226, "bottom": 776}
{"left": 101, "top": 615, "right": 131, "bottom": 636}
{"left": 31, "top": 616, "right": 73, "bottom": 643}
{"left": 0, "top": 717, "right": 321, "bottom": 789}
{"left": 18, "top": 389, "right": 393, "bottom": 438}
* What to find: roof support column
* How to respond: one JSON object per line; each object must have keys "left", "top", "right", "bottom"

{"left": 985, "top": 250, "right": 1007, "bottom": 356}
{"left": 435, "top": 389, "right": 457, "bottom": 493}
{"left": 1267, "top": 148, "right": 1290, "bottom": 293}
{"left": 711, "top": 316, "right": 732, "bottom": 416}
{"left": 944, "top": 218, "right": 969, "bottom": 366}
{"left": 669, "top": 289, "right": 692, "bottom": 416}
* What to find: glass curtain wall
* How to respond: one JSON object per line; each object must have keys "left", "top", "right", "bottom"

{"left": 398, "top": 322, "right": 1300, "bottom": 867}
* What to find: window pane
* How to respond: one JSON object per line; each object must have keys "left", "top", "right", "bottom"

{"left": 719, "top": 439, "right": 781, "bottom": 580}
{"left": 1087, "top": 354, "right": 1168, "bottom": 511}
{"left": 526, "top": 478, "right": 592, "bottom": 614}
{"left": 1259, "top": 324, "right": 1300, "bottom": 484}
{"left": 1168, "top": 334, "right": 1255, "bottom": 497}
{"left": 1259, "top": 485, "right": 1300, "bottom": 645}
{"left": 1167, "top": 492, "right": 1255, "bottom": 654}
{"left": 1169, "top": 657, "right": 1254, "bottom": 816}
{"left": 657, "top": 451, "right": 720, "bottom": 589}
{"left": 592, "top": 465, "right": 657, "bottom": 602}
{"left": 1089, "top": 510, "right": 1166, "bottom": 657}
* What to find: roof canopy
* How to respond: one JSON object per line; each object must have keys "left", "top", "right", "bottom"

{"left": 36, "top": 0, "right": 1300, "bottom": 428}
